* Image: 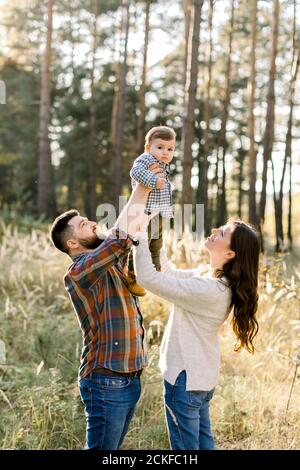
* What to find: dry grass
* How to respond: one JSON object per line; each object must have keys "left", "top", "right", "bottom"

{"left": 0, "top": 216, "right": 299, "bottom": 449}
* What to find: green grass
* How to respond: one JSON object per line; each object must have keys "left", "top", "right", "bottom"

{"left": 0, "top": 215, "right": 299, "bottom": 450}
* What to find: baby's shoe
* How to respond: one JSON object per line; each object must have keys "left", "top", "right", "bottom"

{"left": 126, "top": 271, "right": 147, "bottom": 297}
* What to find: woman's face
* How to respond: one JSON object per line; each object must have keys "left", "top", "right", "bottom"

{"left": 204, "top": 223, "right": 235, "bottom": 259}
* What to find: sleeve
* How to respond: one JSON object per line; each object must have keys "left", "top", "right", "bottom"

{"left": 133, "top": 236, "right": 224, "bottom": 315}
{"left": 130, "top": 157, "right": 158, "bottom": 189}
{"left": 160, "top": 249, "right": 201, "bottom": 279}
{"left": 67, "top": 228, "right": 134, "bottom": 289}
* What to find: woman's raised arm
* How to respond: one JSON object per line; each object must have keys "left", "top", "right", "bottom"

{"left": 133, "top": 235, "right": 227, "bottom": 316}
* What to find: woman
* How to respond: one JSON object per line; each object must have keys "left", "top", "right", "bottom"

{"left": 132, "top": 204, "right": 260, "bottom": 450}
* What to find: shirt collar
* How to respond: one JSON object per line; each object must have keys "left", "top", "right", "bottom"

{"left": 71, "top": 252, "right": 87, "bottom": 262}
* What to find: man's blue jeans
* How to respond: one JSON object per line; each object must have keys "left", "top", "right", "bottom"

{"left": 78, "top": 372, "right": 141, "bottom": 450}
{"left": 164, "top": 370, "right": 215, "bottom": 450}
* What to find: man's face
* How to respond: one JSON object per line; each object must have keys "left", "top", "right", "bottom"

{"left": 67, "top": 215, "right": 105, "bottom": 252}
{"left": 146, "top": 138, "right": 176, "bottom": 164}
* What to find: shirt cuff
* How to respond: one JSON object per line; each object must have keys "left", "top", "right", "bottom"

{"left": 109, "top": 227, "right": 140, "bottom": 246}
{"left": 133, "top": 231, "right": 149, "bottom": 242}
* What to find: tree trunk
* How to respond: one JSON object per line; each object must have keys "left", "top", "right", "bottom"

{"left": 271, "top": 159, "right": 282, "bottom": 252}
{"left": 259, "top": 0, "right": 280, "bottom": 229}
{"left": 238, "top": 145, "right": 246, "bottom": 220}
{"left": 215, "top": 0, "right": 235, "bottom": 227}
{"left": 276, "top": 0, "right": 300, "bottom": 251}
{"left": 181, "top": 0, "right": 204, "bottom": 215}
{"left": 110, "top": 0, "right": 130, "bottom": 213}
{"left": 238, "top": 163, "right": 243, "bottom": 219}
{"left": 288, "top": 0, "right": 296, "bottom": 250}
{"left": 37, "top": 0, "right": 54, "bottom": 218}
{"left": 183, "top": 0, "right": 192, "bottom": 109}
{"left": 197, "top": 0, "right": 214, "bottom": 236}
{"left": 87, "top": 0, "right": 98, "bottom": 220}
{"left": 287, "top": 152, "right": 292, "bottom": 248}
{"left": 67, "top": 152, "right": 74, "bottom": 209}
{"left": 67, "top": 12, "right": 76, "bottom": 209}
{"left": 136, "top": 0, "right": 151, "bottom": 155}
{"left": 248, "top": 0, "right": 257, "bottom": 226}
{"left": 276, "top": 5, "right": 299, "bottom": 251}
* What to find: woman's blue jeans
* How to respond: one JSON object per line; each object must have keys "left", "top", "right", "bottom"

{"left": 78, "top": 372, "right": 141, "bottom": 450}
{"left": 164, "top": 370, "right": 215, "bottom": 450}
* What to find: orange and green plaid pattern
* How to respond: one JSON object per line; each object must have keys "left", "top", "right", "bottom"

{"left": 64, "top": 230, "right": 148, "bottom": 378}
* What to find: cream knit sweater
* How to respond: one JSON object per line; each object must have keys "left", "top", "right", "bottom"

{"left": 133, "top": 234, "right": 231, "bottom": 391}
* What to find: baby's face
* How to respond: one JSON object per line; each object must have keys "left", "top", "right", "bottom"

{"left": 146, "top": 138, "right": 175, "bottom": 164}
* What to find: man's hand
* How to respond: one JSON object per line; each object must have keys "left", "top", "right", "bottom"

{"left": 149, "top": 162, "right": 166, "bottom": 189}
{"left": 149, "top": 163, "right": 165, "bottom": 177}
{"left": 116, "top": 162, "right": 165, "bottom": 236}
{"left": 156, "top": 177, "right": 166, "bottom": 189}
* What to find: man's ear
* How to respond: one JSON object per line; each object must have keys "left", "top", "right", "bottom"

{"left": 145, "top": 143, "right": 150, "bottom": 153}
{"left": 66, "top": 239, "right": 79, "bottom": 251}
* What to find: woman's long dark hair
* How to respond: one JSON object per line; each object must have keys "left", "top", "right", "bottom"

{"left": 215, "top": 220, "right": 260, "bottom": 354}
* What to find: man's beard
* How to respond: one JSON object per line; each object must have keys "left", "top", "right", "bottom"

{"left": 77, "top": 233, "right": 106, "bottom": 250}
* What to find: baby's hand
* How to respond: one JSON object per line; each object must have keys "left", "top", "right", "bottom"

{"left": 156, "top": 177, "right": 166, "bottom": 189}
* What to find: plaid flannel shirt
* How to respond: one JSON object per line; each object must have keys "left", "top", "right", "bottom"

{"left": 64, "top": 229, "right": 148, "bottom": 378}
{"left": 130, "top": 153, "right": 174, "bottom": 218}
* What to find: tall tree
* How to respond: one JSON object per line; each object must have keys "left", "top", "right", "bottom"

{"left": 181, "top": 0, "right": 204, "bottom": 214}
{"left": 237, "top": 144, "right": 247, "bottom": 219}
{"left": 37, "top": 0, "right": 56, "bottom": 218}
{"left": 287, "top": 0, "right": 297, "bottom": 249}
{"left": 259, "top": 0, "right": 280, "bottom": 232}
{"left": 215, "top": 0, "right": 235, "bottom": 227}
{"left": 110, "top": 0, "right": 130, "bottom": 212}
{"left": 274, "top": 1, "right": 299, "bottom": 251}
{"left": 87, "top": 0, "right": 99, "bottom": 219}
{"left": 65, "top": 9, "right": 78, "bottom": 210}
{"left": 287, "top": 139, "right": 293, "bottom": 248}
{"left": 248, "top": 0, "right": 258, "bottom": 226}
{"left": 136, "top": 0, "right": 151, "bottom": 155}
{"left": 197, "top": 0, "right": 214, "bottom": 236}
{"left": 183, "top": 0, "right": 192, "bottom": 108}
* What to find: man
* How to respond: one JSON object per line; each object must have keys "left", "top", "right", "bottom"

{"left": 50, "top": 181, "right": 158, "bottom": 450}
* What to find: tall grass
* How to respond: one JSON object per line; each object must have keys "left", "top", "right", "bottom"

{"left": 0, "top": 219, "right": 299, "bottom": 449}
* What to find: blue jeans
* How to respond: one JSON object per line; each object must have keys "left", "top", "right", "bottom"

{"left": 164, "top": 370, "right": 215, "bottom": 450}
{"left": 78, "top": 372, "right": 141, "bottom": 450}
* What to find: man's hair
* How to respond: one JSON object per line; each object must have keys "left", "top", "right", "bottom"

{"left": 50, "top": 209, "right": 79, "bottom": 254}
{"left": 145, "top": 126, "right": 176, "bottom": 147}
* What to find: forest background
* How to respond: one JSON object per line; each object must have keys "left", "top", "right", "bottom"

{"left": 0, "top": 0, "right": 299, "bottom": 449}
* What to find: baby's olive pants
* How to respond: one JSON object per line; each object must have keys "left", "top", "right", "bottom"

{"left": 127, "top": 213, "right": 163, "bottom": 277}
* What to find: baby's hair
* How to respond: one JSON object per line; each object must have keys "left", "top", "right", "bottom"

{"left": 145, "top": 126, "right": 176, "bottom": 147}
